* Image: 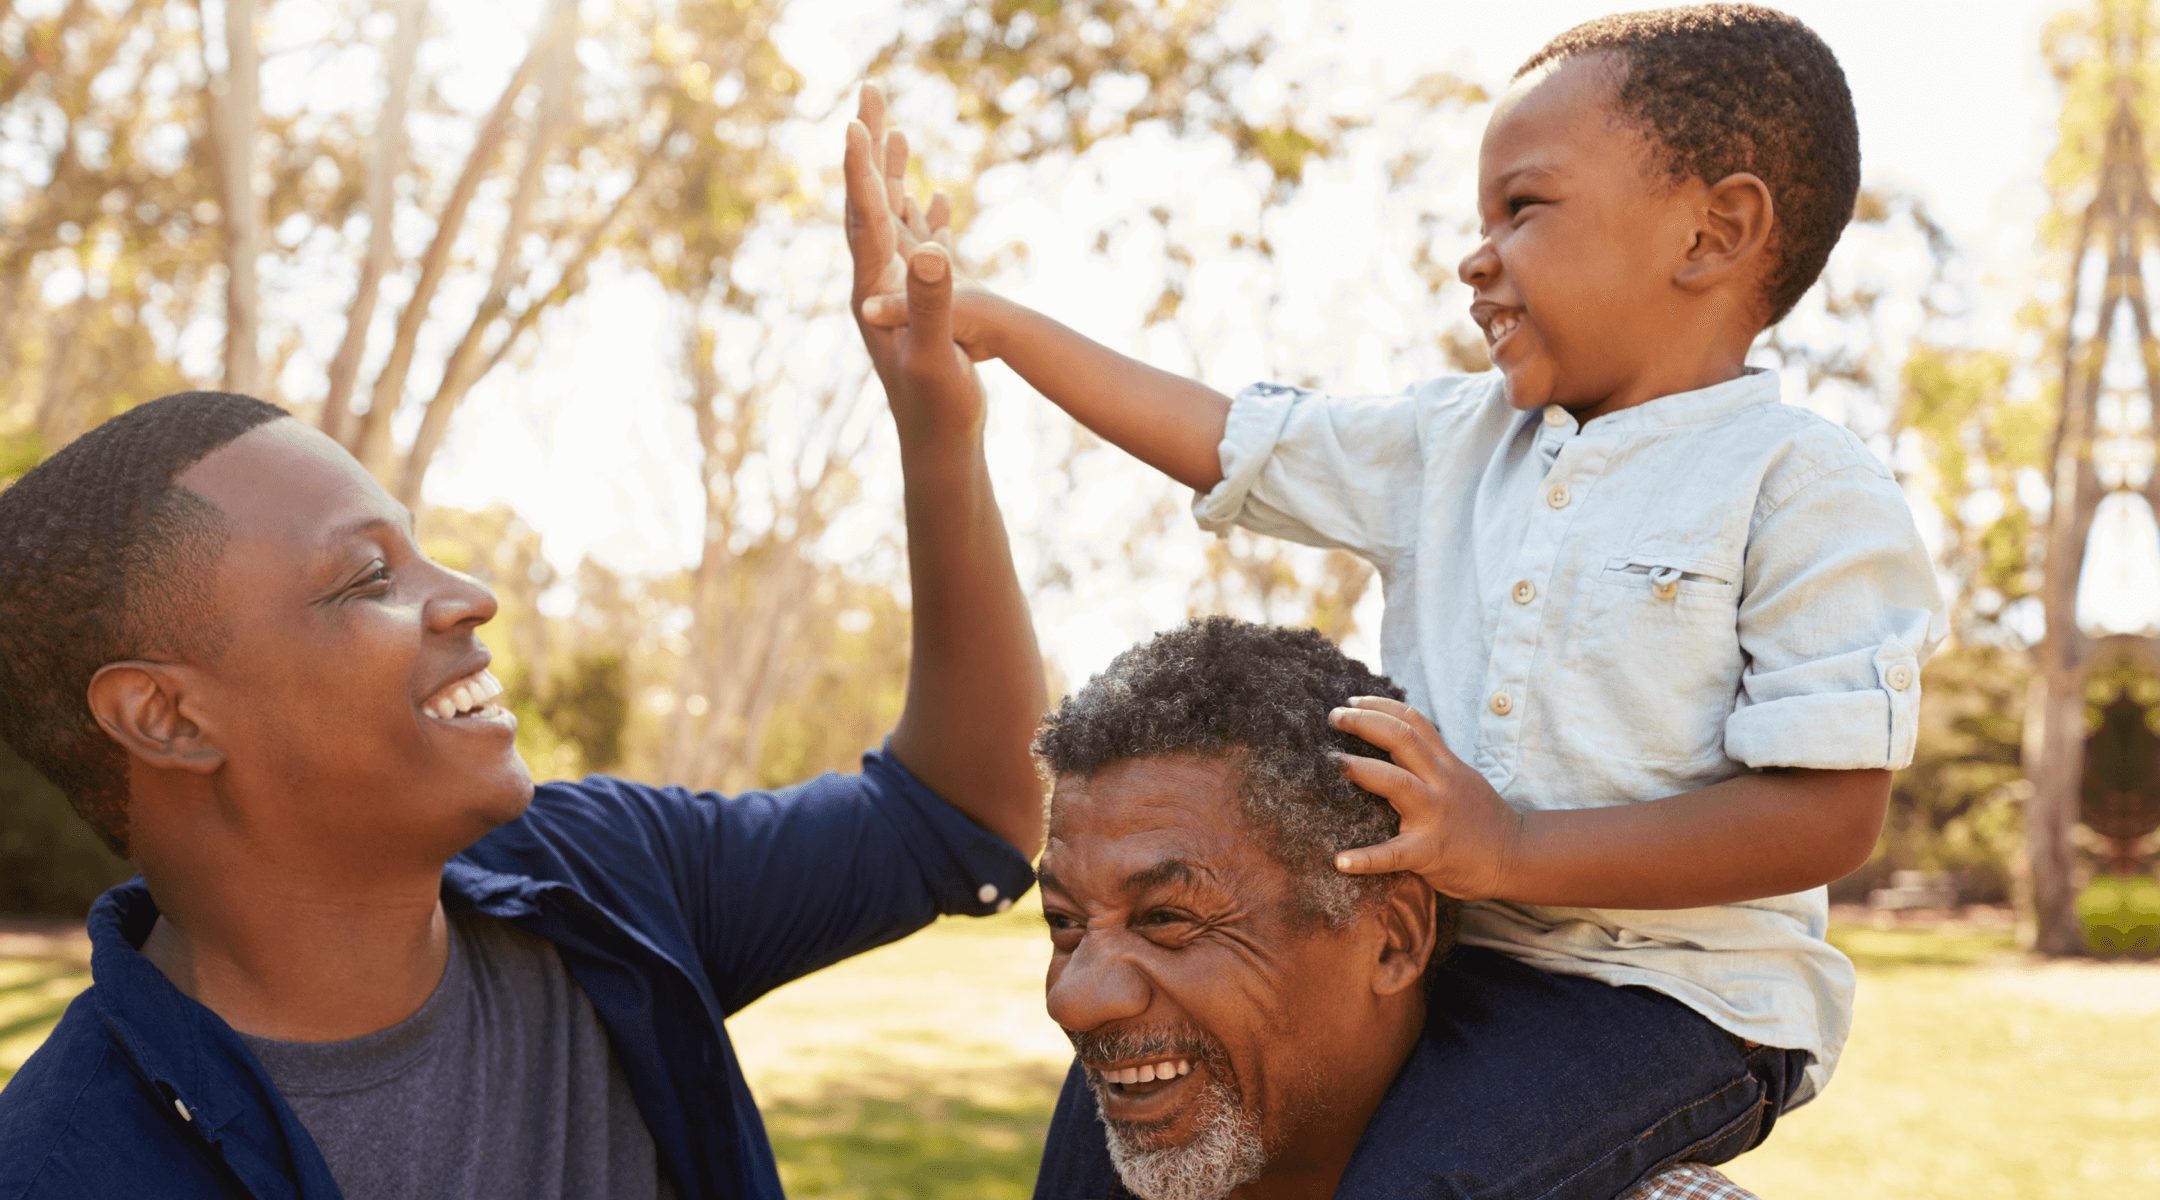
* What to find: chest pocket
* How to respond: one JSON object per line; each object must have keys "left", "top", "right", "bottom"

{"left": 1566, "top": 552, "right": 1745, "bottom": 766}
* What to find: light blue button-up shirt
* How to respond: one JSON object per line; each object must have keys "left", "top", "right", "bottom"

{"left": 1196, "top": 368, "right": 1945, "bottom": 1104}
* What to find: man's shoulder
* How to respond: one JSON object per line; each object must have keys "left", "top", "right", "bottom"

{"left": 0, "top": 992, "right": 232, "bottom": 1200}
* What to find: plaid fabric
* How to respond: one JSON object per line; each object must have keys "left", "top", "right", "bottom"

{"left": 1619, "top": 1162, "right": 1762, "bottom": 1200}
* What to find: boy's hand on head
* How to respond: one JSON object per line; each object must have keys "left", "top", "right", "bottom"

{"left": 1328, "top": 696, "right": 1522, "bottom": 902}
{"left": 847, "top": 90, "right": 983, "bottom": 443}
{"left": 848, "top": 82, "right": 1004, "bottom": 362}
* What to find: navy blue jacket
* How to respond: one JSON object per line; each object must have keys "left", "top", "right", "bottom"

{"left": 0, "top": 749, "right": 1035, "bottom": 1199}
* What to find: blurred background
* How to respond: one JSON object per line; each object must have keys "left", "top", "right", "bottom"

{"left": 0, "top": 0, "right": 2156, "bottom": 1195}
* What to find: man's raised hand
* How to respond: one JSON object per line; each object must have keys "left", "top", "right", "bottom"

{"left": 847, "top": 83, "right": 1000, "bottom": 362}
{"left": 1328, "top": 696, "right": 1523, "bottom": 902}
{"left": 846, "top": 86, "right": 983, "bottom": 444}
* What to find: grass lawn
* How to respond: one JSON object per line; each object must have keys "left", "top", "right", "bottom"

{"left": 7, "top": 905, "right": 2154, "bottom": 1198}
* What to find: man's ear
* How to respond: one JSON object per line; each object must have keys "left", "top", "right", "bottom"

{"left": 1371, "top": 873, "right": 1440, "bottom": 998}
{"left": 87, "top": 662, "right": 225, "bottom": 774}
{"left": 1676, "top": 171, "right": 1775, "bottom": 297}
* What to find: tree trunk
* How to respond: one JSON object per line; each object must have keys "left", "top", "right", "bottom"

{"left": 213, "top": 0, "right": 261, "bottom": 397}
{"left": 322, "top": 0, "right": 425, "bottom": 446}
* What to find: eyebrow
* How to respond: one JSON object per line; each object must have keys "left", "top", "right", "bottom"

{"left": 1035, "top": 856, "right": 1202, "bottom": 898}
{"left": 1495, "top": 164, "right": 1565, "bottom": 189}
{"left": 307, "top": 511, "right": 414, "bottom": 583}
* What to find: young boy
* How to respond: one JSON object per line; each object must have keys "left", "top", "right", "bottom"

{"left": 856, "top": 4, "right": 1944, "bottom": 1193}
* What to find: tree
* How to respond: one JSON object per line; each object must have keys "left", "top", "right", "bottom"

{"left": 2011, "top": 0, "right": 2160, "bottom": 954}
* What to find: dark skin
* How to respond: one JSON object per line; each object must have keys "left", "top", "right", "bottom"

{"left": 1038, "top": 753, "right": 1437, "bottom": 1200}
{"left": 83, "top": 135, "right": 1047, "bottom": 1040}
{"left": 852, "top": 64, "right": 1887, "bottom": 910}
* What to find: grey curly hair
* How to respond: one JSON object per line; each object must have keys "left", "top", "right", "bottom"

{"left": 1036, "top": 616, "right": 1459, "bottom": 950}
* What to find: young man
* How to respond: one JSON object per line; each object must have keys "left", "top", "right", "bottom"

{"left": 857, "top": 6, "right": 1944, "bottom": 1194}
{"left": 0, "top": 120, "right": 1029, "bottom": 1198}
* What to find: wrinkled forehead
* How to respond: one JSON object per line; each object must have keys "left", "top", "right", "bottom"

{"left": 1041, "top": 754, "right": 1272, "bottom": 893}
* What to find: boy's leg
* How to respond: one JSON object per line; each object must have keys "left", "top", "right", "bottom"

{"left": 1338, "top": 946, "right": 1802, "bottom": 1200}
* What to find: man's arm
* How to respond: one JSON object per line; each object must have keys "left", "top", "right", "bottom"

{"left": 851, "top": 85, "right": 1231, "bottom": 492}
{"left": 846, "top": 92, "right": 1046, "bottom": 857}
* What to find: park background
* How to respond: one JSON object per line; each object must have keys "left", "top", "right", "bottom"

{"left": 0, "top": 0, "right": 2154, "bottom": 1194}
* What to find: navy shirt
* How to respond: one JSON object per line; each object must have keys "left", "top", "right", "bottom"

{"left": 0, "top": 748, "right": 1035, "bottom": 1200}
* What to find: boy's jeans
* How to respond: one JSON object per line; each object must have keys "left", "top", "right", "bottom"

{"left": 1345, "top": 946, "right": 1808, "bottom": 1198}
{"left": 1034, "top": 945, "right": 1809, "bottom": 1200}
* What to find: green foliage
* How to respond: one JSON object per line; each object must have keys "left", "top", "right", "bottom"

{"left": 1898, "top": 344, "right": 2052, "bottom": 634}
{"left": 0, "top": 742, "right": 133, "bottom": 917}
{"left": 538, "top": 654, "right": 632, "bottom": 773}
{"left": 2080, "top": 875, "right": 2160, "bottom": 955}
{"left": 1878, "top": 645, "right": 2030, "bottom": 894}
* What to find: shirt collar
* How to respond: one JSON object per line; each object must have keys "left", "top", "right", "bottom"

{"left": 1526, "top": 367, "right": 1781, "bottom": 441}
{"left": 83, "top": 857, "right": 565, "bottom": 1132}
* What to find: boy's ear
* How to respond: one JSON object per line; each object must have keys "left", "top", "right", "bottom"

{"left": 1370, "top": 873, "right": 1441, "bottom": 998}
{"left": 1676, "top": 171, "right": 1775, "bottom": 298}
{"left": 87, "top": 662, "right": 225, "bottom": 775}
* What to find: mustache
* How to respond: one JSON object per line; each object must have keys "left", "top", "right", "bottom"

{"left": 1067, "top": 1024, "right": 1227, "bottom": 1073}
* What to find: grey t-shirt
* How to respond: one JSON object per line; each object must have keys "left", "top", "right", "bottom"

{"left": 238, "top": 907, "right": 674, "bottom": 1200}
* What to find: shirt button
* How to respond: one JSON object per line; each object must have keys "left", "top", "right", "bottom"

{"left": 1489, "top": 691, "right": 1513, "bottom": 716}
{"left": 1512, "top": 580, "right": 1536, "bottom": 604}
{"left": 1886, "top": 665, "right": 1913, "bottom": 690}
{"left": 1542, "top": 406, "right": 1569, "bottom": 427}
{"left": 174, "top": 1098, "right": 193, "bottom": 1122}
{"left": 977, "top": 883, "right": 1000, "bottom": 904}
{"left": 1547, "top": 485, "right": 1570, "bottom": 509}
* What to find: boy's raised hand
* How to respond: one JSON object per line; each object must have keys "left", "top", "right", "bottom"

{"left": 849, "top": 83, "right": 1002, "bottom": 362}
{"left": 1329, "top": 696, "right": 1523, "bottom": 901}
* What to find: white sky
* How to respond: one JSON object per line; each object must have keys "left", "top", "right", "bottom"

{"left": 421, "top": 0, "right": 2155, "bottom": 684}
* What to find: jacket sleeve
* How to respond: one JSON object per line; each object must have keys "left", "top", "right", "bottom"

{"left": 659, "top": 746, "right": 1037, "bottom": 1013}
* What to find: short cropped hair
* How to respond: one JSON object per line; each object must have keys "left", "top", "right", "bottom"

{"left": 0, "top": 392, "right": 288, "bottom": 856}
{"left": 1036, "top": 617, "right": 1460, "bottom": 953}
{"left": 1519, "top": 4, "right": 1861, "bottom": 325}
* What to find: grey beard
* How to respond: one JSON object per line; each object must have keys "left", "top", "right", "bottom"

{"left": 1093, "top": 1077, "right": 1267, "bottom": 1200}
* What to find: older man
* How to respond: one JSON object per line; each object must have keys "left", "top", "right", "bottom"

{"left": 1029, "top": 618, "right": 1766, "bottom": 1200}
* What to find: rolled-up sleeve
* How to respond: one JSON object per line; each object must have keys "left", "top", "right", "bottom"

{"left": 1193, "top": 381, "right": 1427, "bottom": 561}
{"left": 1724, "top": 460, "right": 1946, "bottom": 770}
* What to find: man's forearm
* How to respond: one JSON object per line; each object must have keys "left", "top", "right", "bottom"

{"left": 983, "top": 298, "right": 1232, "bottom": 493}
{"left": 887, "top": 429, "right": 1047, "bottom": 858}
{"left": 1496, "top": 768, "right": 1889, "bottom": 909}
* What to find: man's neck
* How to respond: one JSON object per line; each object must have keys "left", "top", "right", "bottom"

{"left": 138, "top": 858, "right": 454, "bottom": 1043}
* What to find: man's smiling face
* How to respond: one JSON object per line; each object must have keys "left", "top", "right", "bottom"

{"left": 172, "top": 421, "right": 531, "bottom": 868}
{"left": 1038, "top": 754, "right": 1394, "bottom": 1197}
{"left": 1460, "top": 53, "right": 1712, "bottom": 422}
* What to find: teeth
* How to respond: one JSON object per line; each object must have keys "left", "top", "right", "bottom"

{"left": 427, "top": 668, "right": 505, "bottom": 719}
{"left": 1488, "top": 313, "right": 1520, "bottom": 344}
{"left": 1106, "top": 1059, "right": 1193, "bottom": 1087}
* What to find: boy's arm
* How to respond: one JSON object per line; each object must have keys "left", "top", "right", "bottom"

{"left": 845, "top": 97, "right": 1047, "bottom": 858}
{"left": 850, "top": 85, "right": 1230, "bottom": 492}
{"left": 1329, "top": 697, "right": 1886, "bottom": 907}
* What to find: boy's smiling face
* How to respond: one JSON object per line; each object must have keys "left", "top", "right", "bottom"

{"left": 1462, "top": 53, "right": 1756, "bottom": 422}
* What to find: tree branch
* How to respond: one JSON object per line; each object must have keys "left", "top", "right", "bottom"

{"left": 322, "top": 0, "right": 425, "bottom": 445}
{"left": 350, "top": 0, "right": 571, "bottom": 477}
